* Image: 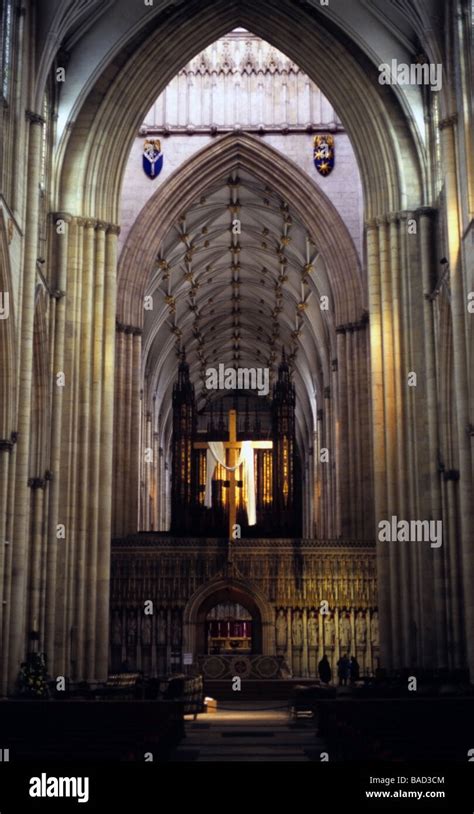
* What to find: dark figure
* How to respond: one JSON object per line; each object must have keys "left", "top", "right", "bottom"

{"left": 350, "top": 656, "right": 360, "bottom": 683}
{"left": 337, "top": 653, "right": 350, "bottom": 686}
{"left": 318, "top": 654, "right": 332, "bottom": 684}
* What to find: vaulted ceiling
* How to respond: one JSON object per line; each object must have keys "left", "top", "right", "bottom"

{"left": 38, "top": 0, "right": 444, "bottom": 142}
{"left": 144, "top": 169, "right": 329, "bottom": 444}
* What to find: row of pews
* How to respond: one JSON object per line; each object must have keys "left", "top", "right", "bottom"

{"left": 1, "top": 673, "right": 204, "bottom": 761}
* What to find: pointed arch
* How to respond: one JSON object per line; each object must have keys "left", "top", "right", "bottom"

{"left": 117, "top": 132, "right": 362, "bottom": 328}
{"left": 182, "top": 575, "right": 275, "bottom": 656}
{"left": 55, "top": 0, "right": 424, "bottom": 222}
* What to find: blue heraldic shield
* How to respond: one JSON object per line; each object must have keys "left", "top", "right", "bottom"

{"left": 313, "top": 134, "right": 335, "bottom": 176}
{"left": 143, "top": 138, "right": 164, "bottom": 179}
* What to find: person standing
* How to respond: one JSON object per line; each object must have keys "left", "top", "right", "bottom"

{"left": 350, "top": 655, "right": 360, "bottom": 683}
{"left": 337, "top": 653, "right": 350, "bottom": 686}
{"left": 318, "top": 654, "right": 332, "bottom": 685}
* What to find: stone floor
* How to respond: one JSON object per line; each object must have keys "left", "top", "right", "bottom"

{"left": 170, "top": 701, "right": 327, "bottom": 762}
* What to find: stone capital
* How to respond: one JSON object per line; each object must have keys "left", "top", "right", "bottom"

{"left": 415, "top": 206, "right": 437, "bottom": 219}
{"left": 28, "top": 477, "right": 46, "bottom": 490}
{"left": 25, "top": 110, "right": 45, "bottom": 125}
{"left": 364, "top": 218, "right": 378, "bottom": 231}
{"left": 116, "top": 320, "right": 142, "bottom": 335}
{"left": 53, "top": 212, "right": 73, "bottom": 224}
{"left": 106, "top": 223, "right": 121, "bottom": 236}
{"left": 51, "top": 289, "right": 66, "bottom": 300}
{"left": 397, "top": 210, "right": 415, "bottom": 222}
{"left": 439, "top": 113, "right": 458, "bottom": 130}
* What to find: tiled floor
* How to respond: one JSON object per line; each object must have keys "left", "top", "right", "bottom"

{"left": 171, "top": 701, "right": 326, "bottom": 762}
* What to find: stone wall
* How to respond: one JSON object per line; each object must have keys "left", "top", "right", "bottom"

{"left": 110, "top": 537, "right": 378, "bottom": 679}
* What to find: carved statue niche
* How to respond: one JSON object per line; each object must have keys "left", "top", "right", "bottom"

{"left": 171, "top": 609, "right": 182, "bottom": 649}
{"left": 370, "top": 610, "right": 379, "bottom": 647}
{"left": 323, "top": 613, "right": 335, "bottom": 647}
{"left": 355, "top": 610, "right": 367, "bottom": 647}
{"left": 276, "top": 608, "right": 287, "bottom": 649}
{"left": 292, "top": 610, "right": 303, "bottom": 648}
{"left": 339, "top": 610, "right": 352, "bottom": 652}
{"left": 112, "top": 610, "right": 122, "bottom": 646}
{"left": 307, "top": 609, "right": 318, "bottom": 648}
{"left": 141, "top": 614, "right": 152, "bottom": 646}
{"left": 156, "top": 609, "right": 167, "bottom": 645}
{"left": 126, "top": 609, "right": 137, "bottom": 645}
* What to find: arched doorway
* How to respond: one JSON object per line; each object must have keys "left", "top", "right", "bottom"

{"left": 198, "top": 590, "right": 262, "bottom": 656}
{"left": 183, "top": 578, "right": 274, "bottom": 659}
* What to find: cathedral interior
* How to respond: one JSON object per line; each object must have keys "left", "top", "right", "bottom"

{"left": 0, "top": 0, "right": 473, "bottom": 775}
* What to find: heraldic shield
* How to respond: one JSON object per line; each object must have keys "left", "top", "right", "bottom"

{"left": 143, "top": 138, "right": 164, "bottom": 179}
{"left": 313, "top": 134, "right": 335, "bottom": 176}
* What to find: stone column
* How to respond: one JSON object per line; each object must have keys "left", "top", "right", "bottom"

{"left": 84, "top": 221, "right": 106, "bottom": 679}
{"left": 63, "top": 216, "right": 83, "bottom": 674}
{"left": 95, "top": 224, "right": 119, "bottom": 679}
{"left": 366, "top": 219, "right": 391, "bottom": 669}
{"left": 112, "top": 328, "right": 122, "bottom": 537}
{"left": 302, "top": 607, "right": 308, "bottom": 677}
{"left": 46, "top": 213, "right": 71, "bottom": 677}
{"left": 8, "top": 112, "right": 43, "bottom": 690}
{"left": 378, "top": 216, "right": 402, "bottom": 666}
{"left": 0, "top": 440, "right": 13, "bottom": 668}
{"left": 74, "top": 219, "right": 96, "bottom": 678}
{"left": 345, "top": 331, "right": 356, "bottom": 536}
{"left": 439, "top": 116, "right": 474, "bottom": 678}
{"left": 418, "top": 207, "right": 446, "bottom": 665}
{"left": 336, "top": 332, "right": 349, "bottom": 536}
{"left": 286, "top": 607, "right": 292, "bottom": 675}
{"left": 28, "top": 479, "right": 46, "bottom": 635}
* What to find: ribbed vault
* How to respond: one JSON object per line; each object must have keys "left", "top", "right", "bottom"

{"left": 56, "top": 0, "right": 425, "bottom": 222}
{"left": 118, "top": 134, "right": 362, "bottom": 452}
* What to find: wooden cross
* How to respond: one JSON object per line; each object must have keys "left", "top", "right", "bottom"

{"left": 193, "top": 409, "right": 272, "bottom": 540}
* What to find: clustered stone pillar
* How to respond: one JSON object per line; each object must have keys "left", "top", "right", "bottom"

{"left": 335, "top": 321, "right": 373, "bottom": 540}
{"left": 365, "top": 208, "right": 471, "bottom": 673}
{"left": 0, "top": 209, "right": 121, "bottom": 692}
{"left": 313, "top": 323, "right": 372, "bottom": 543}
{"left": 6, "top": 112, "right": 44, "bottom": 690}
{"left": 439, "top": 115, "right": 474, "bottom": 679}
{"left": 112, "top": 323, "right": 142, "bottom": 539}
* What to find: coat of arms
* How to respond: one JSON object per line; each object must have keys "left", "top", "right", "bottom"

{"left": 143, "top": 138, "right": 163, "bottom": 179}
{"left": 313, "top": 134, "right": 335, "bottom": 176}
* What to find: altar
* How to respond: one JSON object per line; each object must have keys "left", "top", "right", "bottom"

{"left": 197, "top": 654, "right": 290, "bottom": 680}
{"left": 206, "top": 602, "right": 252, "bottom": 654}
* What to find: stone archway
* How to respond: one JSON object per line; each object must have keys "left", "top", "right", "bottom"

{"left": 183, "top": 576, "right": 275, "bottom": 659}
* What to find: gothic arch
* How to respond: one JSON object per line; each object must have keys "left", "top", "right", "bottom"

{"left": 117, "top": 132, "right": 363, "bottom": 329}
{"left": 55, "top": 0, "right": 425, "bottom": 223}
{"left": 182, "top": 575, "right": 275, "bottom": 656}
